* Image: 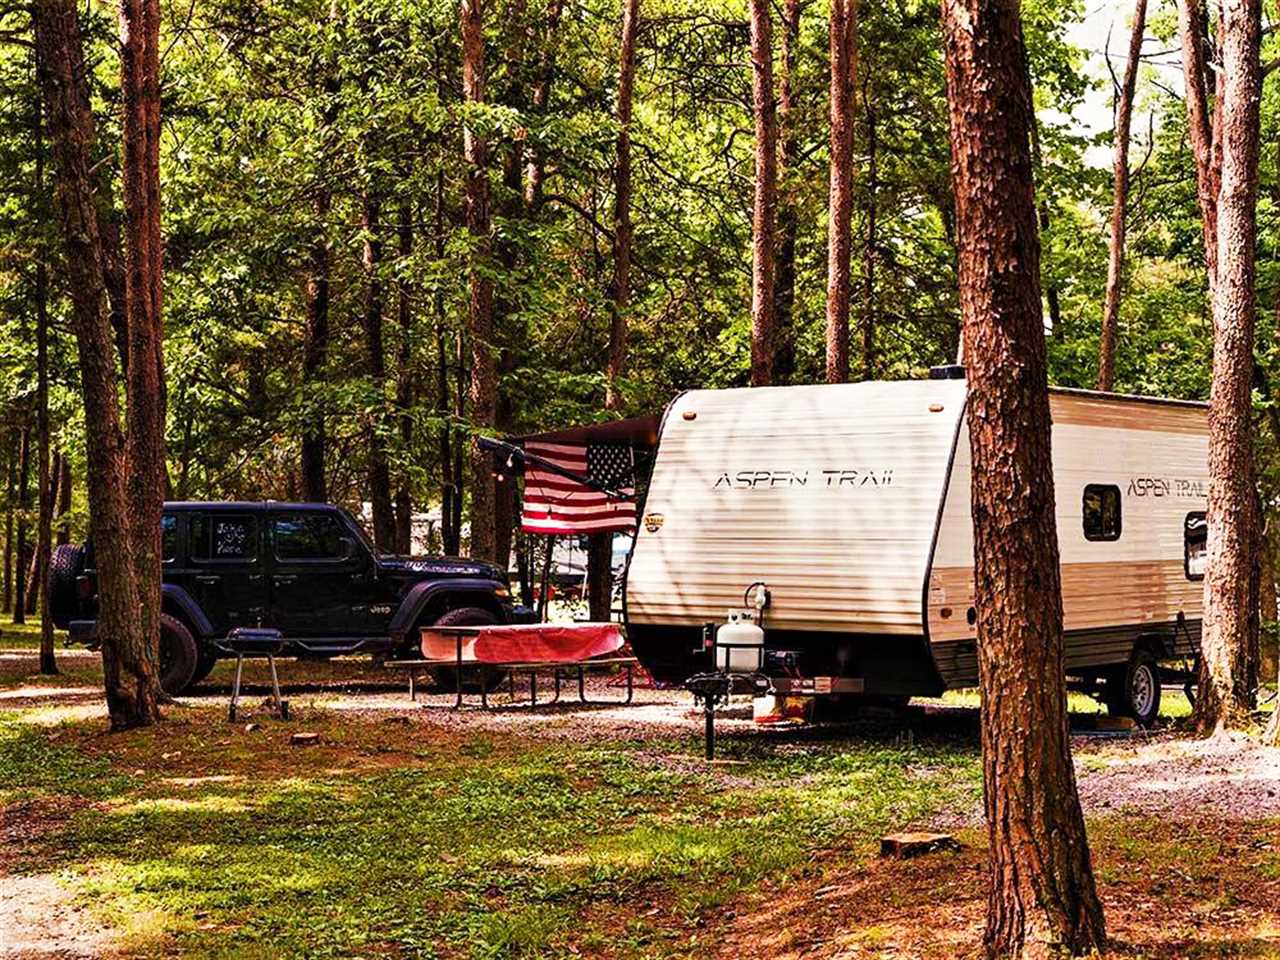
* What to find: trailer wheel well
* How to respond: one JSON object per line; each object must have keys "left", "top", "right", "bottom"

{"left": 1133, "top": 633, "right": 1172, "bottom": 662}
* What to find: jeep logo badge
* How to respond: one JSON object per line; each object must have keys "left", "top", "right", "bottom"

{"left": 644, "top": 513, "right": 665, "bottom": 533}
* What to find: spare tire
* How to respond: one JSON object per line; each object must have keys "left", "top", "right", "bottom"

{"left": 47, "top": 544, "right": 86, "bottom": 630}
{"left": 159, "top": 613, "right": 199, "bottom": 696}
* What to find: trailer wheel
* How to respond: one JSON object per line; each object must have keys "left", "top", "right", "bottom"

{"left": 1104, "top": 649, "right": 1161, "bottom": 727}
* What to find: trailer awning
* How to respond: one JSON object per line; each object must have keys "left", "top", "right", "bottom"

{"left": 514, "top": 414, "right": 661, "bottom": 449}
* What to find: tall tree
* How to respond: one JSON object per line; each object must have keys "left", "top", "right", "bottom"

{"left": 748, "top": 0, "right": 777, "bottom": 386}
{"left": 361, "top": 188, "right": 397, "bottom": 549}
{"left": 825, "top": 0, "right": 857, "bottom": 384}
{"left": 1196, "top": 0, "right": 1263, "bottom": 733}
{"left": 1177, "top": 0, "right": 1220, "bottom": 289}
{"left": 12, "top": 423, "right": 30, "bottom": 624}
{"left": 589, "top": 0, "right": 642, "bottom": 623}
{"left": 860, "top": 68, "right": 876, "bottom": 381}
{"left": 36, "top": 0, "right": 163, "bottom": 728}
{"left": 940, "top": 0, "right": 1107, "bottom": 951}
{"left": 605, "top": 0, "right": 639, "bottom": 411}
{"left": 773, "top": 0, "right": 802, "bottom": 384}
{"left": 1097, "top": 0, "right": 1149, "bottom": 392}
{"left": 461, "top": 0, "right": 498, "bottom": 562}
{"left": 300, "top": 9, "right": 340, "bottom": 505}
{"left": 394, "top": 197, "right": 416, "bottom": 555}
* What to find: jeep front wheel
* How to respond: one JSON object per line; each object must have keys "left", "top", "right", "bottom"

{"left": 159, "top": 614, "right": 200, "bottom": 696}
{"left": 426, "top": 606, "right": 507, "bottom": 694}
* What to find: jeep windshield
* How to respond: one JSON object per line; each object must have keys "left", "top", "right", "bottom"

{"left": 337, "top": 507, "right": 383, "bottom": 556}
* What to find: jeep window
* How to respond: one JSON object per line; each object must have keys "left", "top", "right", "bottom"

{"left": 161, "top": 513, "right": 179, "bottom": 563}
{"left": 274, "top": 514, "right": 347, "bottom": 561}
{"left": 1185, "top": 511, "right": 1207, "bottom": 580}
{"left": 336, "top": 507, "right": 379, "bottom": 556}
{"left": 191, "top": 515, "right": 257, "bottom": 561}
{"left": 1082, "top": 484, "right": 1121, "bottom": 542}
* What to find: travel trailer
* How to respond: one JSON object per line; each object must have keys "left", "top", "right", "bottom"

{"left": 622, "top": 373, "right": 1209, "bottom": 725}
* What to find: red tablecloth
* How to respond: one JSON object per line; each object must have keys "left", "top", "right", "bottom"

{"left": 420, "top": 622, "right": 624, "bottom": 664}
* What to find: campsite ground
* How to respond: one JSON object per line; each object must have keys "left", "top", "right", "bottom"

{"left": 1, "top": 620, "right": 1278, "bottom": 959}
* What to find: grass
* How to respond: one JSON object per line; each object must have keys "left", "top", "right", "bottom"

{"left": 0, "top": 706, "right": 984, "bottom": 959}
{"left": 0, "top": 614, "right": 50, "bottom": 649}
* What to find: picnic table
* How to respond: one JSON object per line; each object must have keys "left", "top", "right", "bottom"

{"left": 384, "top": 622, "right": 637, "bottom": 709}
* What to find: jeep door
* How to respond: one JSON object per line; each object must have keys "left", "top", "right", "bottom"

{"left": 267, "top": 510, "right": 367, "bottom": 636}
{"left": 188, "top": 512, "right": 266, "bottom": 634}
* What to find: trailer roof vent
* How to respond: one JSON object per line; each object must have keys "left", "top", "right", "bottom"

{"left": 928, "top": 364, "right": 966, "bottom": 380}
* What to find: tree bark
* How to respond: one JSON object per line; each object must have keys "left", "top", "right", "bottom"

{"left": 37, "top": 0, "right": 162, "bottom": 729}
{"left": 462, "top": 0, "right": 498, "bottom": 562}
{"left": 1097, "top": 0, "right": 1148, "bottom": 393}
{"left": 301, "top": 187, "right": 331, "bottom": 503}
{"left": 606, "top": 0, "right": 640, "bottom": 410}
{"left": 748, "top": 0, "right": 778, "bottom": 386}
{"left": 362, "top": 191, "right": 397, "bottom": 550}
{"left": 940, "top": 0, "right": 1107, "bottom": 952}
{"left": 1196, "top": 0, "right": 1263, "bottom": 734}
{"left": 1178, "top": 0, "right": 1220, "bottom": 290}
{"left": 4, "top": 431, "right": 14, "bottom": 612}
{"left": 13, "top": 424, "right": 30, "bottom": 624}
{"left": 118, "top": 0, "right": 167, "bottom": 726}
{"left": 32, "top": 30, "right": 55, "bottom": 673}
{"left": 523, "top": 0, "right": 566, "bottom": 207}
{"left": 55, "top": 453, "right": 71, "bottom": 546}
{"left": 394, "top": 198, "right": 415, "bottom": 555}
{"left": 773, "top": 0, "right": 802, "bottom": 384}
{"left": 589, "top": 0, "right": 643, "bottom": 619}
{"left": 861, "top": 69, "right": 877, "bottom": 381}
{"left": 825, "top": 0, "right": 857, "bottom": 384}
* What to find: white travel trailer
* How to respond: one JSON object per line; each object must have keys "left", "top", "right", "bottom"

{"left": 623, "top": 372, "right": 1209, "bottom": 724}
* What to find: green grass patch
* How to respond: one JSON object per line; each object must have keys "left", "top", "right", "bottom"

{"left": 0, "top": 615, "right": 50, "bottom": 649}
{"left": 0, "top": 714, "right": 134, "bottom": 804}
{"left": 1, "top": 713, "right": 982, "bottom": 959}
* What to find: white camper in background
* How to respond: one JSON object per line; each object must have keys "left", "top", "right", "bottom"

{"left": 623, "top": 372, "right": 1208, "bottom": 724}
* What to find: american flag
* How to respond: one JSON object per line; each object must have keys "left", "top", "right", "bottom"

{"left": 520, "top": 441, "right": 637, "bottom": 534}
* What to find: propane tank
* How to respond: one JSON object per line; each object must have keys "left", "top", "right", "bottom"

{"left": 715, "top": 610, "right": 765, "bottom": 673}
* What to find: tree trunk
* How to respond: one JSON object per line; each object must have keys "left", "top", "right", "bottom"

{"left": 301, "top": 188, "right": 331, "bottom": 504}
{"left": 119, "top": 0, "right": 167, "bottom": 726}
{"left": 748, "top": 0, "right": 778, "bottom": 386}
{"left": 4, "top": 431, "right": 15, "bottom": 612}
{"left": 606, "top": 0, "right": 640, "bottom": 410}
{"left": 1196, "top": 0, "right": 1262, "bottom": 734}
{"left": 940, "top": 0, "right": 1107, "bottom": 951}
{"left": 37, "top": 0, "right": 162, "bottom": 729}
{"left": 55, "top": 453, "right": 71, "bottom": 546}
{"left": 32, "top": 33, "right": 55, "bottom": 672}
{"left": 1178, "top": 0, "right": 1220, "bottom": 290}
{"left": 462, "top": 0, "right": 498, "bottom": 562}
{"left": 1097, "top": 0, "right": 1148, "bottom": 392}
{"left": 861, "top": 69, "right": 876, "bottom": 381}
{"left": 394, "top": 198, "right": 415, "bottom": 555}
{"left": 523, "top": 0, "right": 566, "bottom": 207}
{"left": 362, "top": 191, "right": 397, "bottom": 550}
{"left": 13, "top": 424, "right": 30, "bottom": 624}
{"left": 825, "top": 0, "right": 857, "bottom": 384}
{"left": 773, "top": 0, "right": 801, "bottom": 384}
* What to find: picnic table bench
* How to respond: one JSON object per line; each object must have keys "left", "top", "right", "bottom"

{"left": 384, "top": 622, "right": 637, "bottom": 709}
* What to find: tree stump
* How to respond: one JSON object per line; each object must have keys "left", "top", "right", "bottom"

{"left": 879, "top": 832, "right": 959, "bottom": 859}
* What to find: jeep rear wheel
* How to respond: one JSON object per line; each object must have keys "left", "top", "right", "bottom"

{"left": 1104, "top": 649, "right": 1162, "bottom": 727}
{"left": 159, "top": 614, "right": 200, "bottom": 696}
{"left": 426, "top": 606, "right": 507, "bottom": 694}
{"left": 47, "top": 544, "right": 85, "bottom": 630}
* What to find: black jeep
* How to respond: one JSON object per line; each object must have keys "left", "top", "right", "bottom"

{"left": 48, "top": 501, "right": 528, "bottom": 693}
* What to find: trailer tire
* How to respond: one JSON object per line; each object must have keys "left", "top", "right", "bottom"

{"left": 47, "top": 544, "right": 86, "bottom": 630}
{"left": 425, "top": 607, "right": 507, "bottom": 694}
{"left": 159, "top": 614, "right": 200, "bottom": 696}
{"left": 1104, "top": 649, "right": 1161, "bottom": 727}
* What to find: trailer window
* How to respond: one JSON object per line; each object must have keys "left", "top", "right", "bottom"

{"left": 1082, "top": 485, "right": 1121, "bottom": 541}
{"left": 1185, "top": 511, "right": 1207, "bottom": 580}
